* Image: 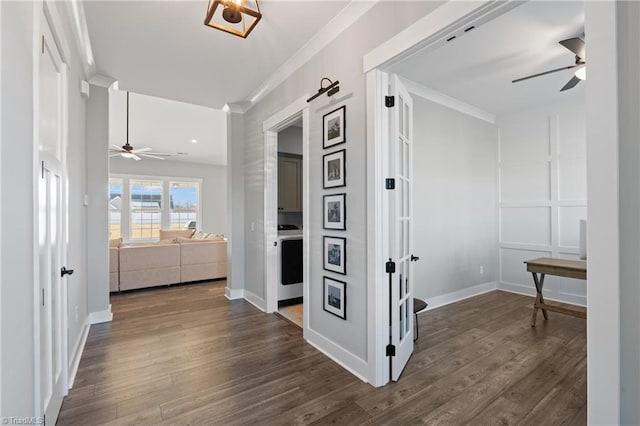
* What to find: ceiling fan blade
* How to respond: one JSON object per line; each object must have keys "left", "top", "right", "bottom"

{"left": 560, "top": 75, "right": 582, "bottom": 92}
{"left": 132, "top": 154, "right": 142, "bottom": 161}
{"left": 512, "top": 64, "right": 579, "bottom": 83}
{"left": 145, "top": 152, "right": 171, "bottom": 156}
{"left": 111, "top": 144, "right": 124, "bottom": 150}
{"left": 133, "top": 147, "right": 152, "bottom": 153}
{"left": 109, "top": 154, "right": 121, "bottom": 157}
{"left": 559, "top": 37, "right": 585, "bottom": 59}
{"left": 140, "top": 154, "right": 166, "bottom": 160}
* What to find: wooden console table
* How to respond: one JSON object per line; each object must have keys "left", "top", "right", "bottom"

{"left": 524, "top": 257, "right": 587, "bottom": 327}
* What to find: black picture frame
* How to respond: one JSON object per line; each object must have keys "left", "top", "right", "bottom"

{"left": 323, "top": 105, "right": 346, "bottom": 149}
{"left": 323, "top": 149, "right": 346, "bottom": 189}
{"left": 323, "top": 236, "right": 347, "bottom": 275}
{"left": 323, "top": 276, "right": 347, "bottom": 320}
{"left": 323, "top": 193, "right": 346, "bottom": 230}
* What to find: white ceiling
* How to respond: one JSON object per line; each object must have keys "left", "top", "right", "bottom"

{"left": 110, "top": 90, "right": 227, "bottom": 165}
{"left": 85, "top": 0, "right": 350, "bottom": 109}
{"left": 390, "top": 1, "right": 585, "bottom": 115}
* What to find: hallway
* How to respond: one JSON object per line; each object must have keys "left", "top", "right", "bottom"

{"left": 58, "top": 282, "right": 586, "bottom": 425}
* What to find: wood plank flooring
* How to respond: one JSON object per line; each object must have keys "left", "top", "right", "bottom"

{"left": 57, "top": 281, "right": 586, "bottom": 425}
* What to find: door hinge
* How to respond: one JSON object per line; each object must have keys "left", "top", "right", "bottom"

{"left": 42, "top": 288, "right": 45, "bottom": 307}
{"left": 385, "top": 95, "right": 395, "bottom": 108}
{"left": 41, "top": 35, "right": 45, "bottom": 54}
{"left": 385, "top": 178, "right": 395, "bottom": 190}
{"left": 386, "top": 259, "right": 396, "bottom": 274}
{"left": 41, "top": 161, "right": 45, "bottom": 179}
{"left": 386, "top": 344, "right": 396, "bottom": 357}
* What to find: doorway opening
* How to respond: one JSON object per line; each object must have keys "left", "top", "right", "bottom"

{"left": 263, "top": 96, "right": 310, "bottom": 333}
{"left": 367, "top": 1, "right": 589, "bottom": 389}
{"left": 275, "top": 118, "right": 304, "bottom": 327}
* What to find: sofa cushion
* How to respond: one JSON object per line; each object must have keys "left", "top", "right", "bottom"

{"left": 109, "top": 238, "right": 122, "bottom": 247}
{"left": 109, "top": 247, "right": 119, "bottom": 273}
{"left": 180, "top": 240, "right": 227, "bottom": 266}
{"left": 119, "top": 244, "right": 180, "bottom": 272}
{"left": 159, "top": 229, "right": 195, "bottom": 242}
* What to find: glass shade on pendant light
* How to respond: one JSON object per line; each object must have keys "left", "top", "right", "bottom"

{"left": 575, "top": 66, "right": 586, "bottom": 81}
{"left": 204, "top": 0, "right": 261, "bottom": 38}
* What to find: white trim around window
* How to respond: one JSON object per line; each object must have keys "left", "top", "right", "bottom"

{"left": 110, "top": 173, "right": 203, "bottom": 243}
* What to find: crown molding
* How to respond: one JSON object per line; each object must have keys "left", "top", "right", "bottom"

{"left": 89, "top": 74, "right": 117, "bottom": 89}
{"left": 243, "top": 0, "right": 379, "bottom": 111}
{"left": 62, "top": 0, "right": 96, "bottom": 79}
{"left": 223, "top": 103, "right": 248, "bottom": 114}
{"left": 401, "top": 77, "right": 496, "bottom": 124}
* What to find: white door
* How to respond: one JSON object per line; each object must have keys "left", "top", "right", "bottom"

{"left": 39, "top": 12, "right": 68, "bottom": 423}
{"left": 389, "top": 75, "right": 414, "bottom": 381}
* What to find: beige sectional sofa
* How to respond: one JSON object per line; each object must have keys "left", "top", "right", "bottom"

{"left": 109, "top": 230, "right": 227, "bottom": 292}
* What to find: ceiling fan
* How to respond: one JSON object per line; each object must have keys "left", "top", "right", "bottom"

{"left": 109, "top": 91, "right": 172, "bottom": 161}
{"left": 512, "top": 36, "right": 586, "bottom": 92}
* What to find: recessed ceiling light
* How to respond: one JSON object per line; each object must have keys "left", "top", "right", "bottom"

{"left": 191, "top": 139, "right": 198, "bottom": 144}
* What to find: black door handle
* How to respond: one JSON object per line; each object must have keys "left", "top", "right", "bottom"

{"left": 61, "top": 267, "right": 74, "bottom": 277}
{"left": 410, "top": 255, "right": 420, "bottom": 262}
{"left": 273, "top": 241, "right": 278, "bottom": 247}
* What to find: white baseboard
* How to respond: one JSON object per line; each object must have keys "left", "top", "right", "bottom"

{"left": 68, "top": 319, "right": 90, "bottom": 388}
{"left": 305, "top": 327, "right": 370, "bottom": 384}
{"left": 89, "top": 304, "right": 113, "bottom": 324}
{"left": 423, "top": 281, "right": 497, "bottom": 311}
{"left": 225, "top": 287, "right": 244, "bottom": 300}
{"left": 498, "top": 281, "right": 587, "bottom": 307}
{"left": 243, "top": 290, "right": 266, "bottom": 312}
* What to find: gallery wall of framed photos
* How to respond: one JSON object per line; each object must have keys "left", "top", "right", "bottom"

{"left": 322, "top": 105, "right": 348, "bottom": 320}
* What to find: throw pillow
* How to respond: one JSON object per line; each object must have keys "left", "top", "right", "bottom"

{"left": 159, "top": 229, "right": 195, "bottom": 242}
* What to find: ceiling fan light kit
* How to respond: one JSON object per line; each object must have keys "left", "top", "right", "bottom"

{"left": 512, "top": 36, "right": 586, "bottom": 92}
{"left": 108, "top": 91, "right": 172, "bottom": 161}
{"left": 204, "top": 0, "right": 262, "bottom": 38}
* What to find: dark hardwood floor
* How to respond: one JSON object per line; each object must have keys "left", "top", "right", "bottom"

{"left": 57, "top": 281, "right": 586, "bottom": 425}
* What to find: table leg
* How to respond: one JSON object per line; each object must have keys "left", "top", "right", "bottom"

{"left": 531, "top": 272, "right": 548, "bottom": 326}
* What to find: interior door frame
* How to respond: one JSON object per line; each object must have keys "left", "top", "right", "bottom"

{"left": 33, "top": 0, "right": 71, "bottom": 417}
{"left": 365, "top": 0, "right": 522, "bottom": 388}
{"left": 263, "top": 95, "right": 310, "bottom": 329}
{"left": 365, "top": 1, "right": 623, "bottom": 420}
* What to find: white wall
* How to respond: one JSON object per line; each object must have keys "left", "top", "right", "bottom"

{"left": 412, "top": 97, "right": 498, "bottom": 303}
{"left": 225, "top": 111, "right": 245, "bottom": 295}
{"left": 496, "top": 96, "right": 586, "bottom": 306}
{"left": 86, "top": 85, "right": 111, "bottom": 319}
{"left": 234, "top": 1, "right": 443, "bottom": 379}
{"left": 109, "top": 157, "right": 227, "bottom": 235}
{"left": 1, "top": 0, "right": 90, "bottom": 417}
{"left": 1, "top": 2, "right": 36, "bottom": 415}
{"left": 617, "top": 2, "right": 640, "bottom": 423}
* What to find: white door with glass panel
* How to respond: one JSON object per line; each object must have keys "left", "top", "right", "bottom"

{"left": 39, "top": 11, "right": 69, "bottom": 423}
{"left": 389, "top": 75, "right": 414, "bottom": 381}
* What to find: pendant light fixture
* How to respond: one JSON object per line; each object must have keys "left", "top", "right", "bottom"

{"left": 204, "top": 0, "right": 262, "bottom": 38}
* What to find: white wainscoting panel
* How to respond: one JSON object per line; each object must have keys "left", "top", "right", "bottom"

{"left": 497, "top": 98, "right": 586, "bottom": 306}
{"left": 500, "top": 162, "right": 550, "bottom": 202}
{"left": 500, "top": 207, "right": 551, "bottom": 246}
{"left": 559, "top": 206, "right": 588, "bottom": 248}
{"left": 558, "top": 158, "right": 587, "bottom": 200}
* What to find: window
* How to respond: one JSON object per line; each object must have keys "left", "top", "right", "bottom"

{"left": 170, "top": 181, "right": 199, "bottom": 230}
{"left": 108, "top": 175, "right": 201, "bottom": 242}
{"left": 109, "top": 178, "right": 123, "bottom": 238}
{"left": 130, "top": 179, "right": 162, "bottom": 240}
